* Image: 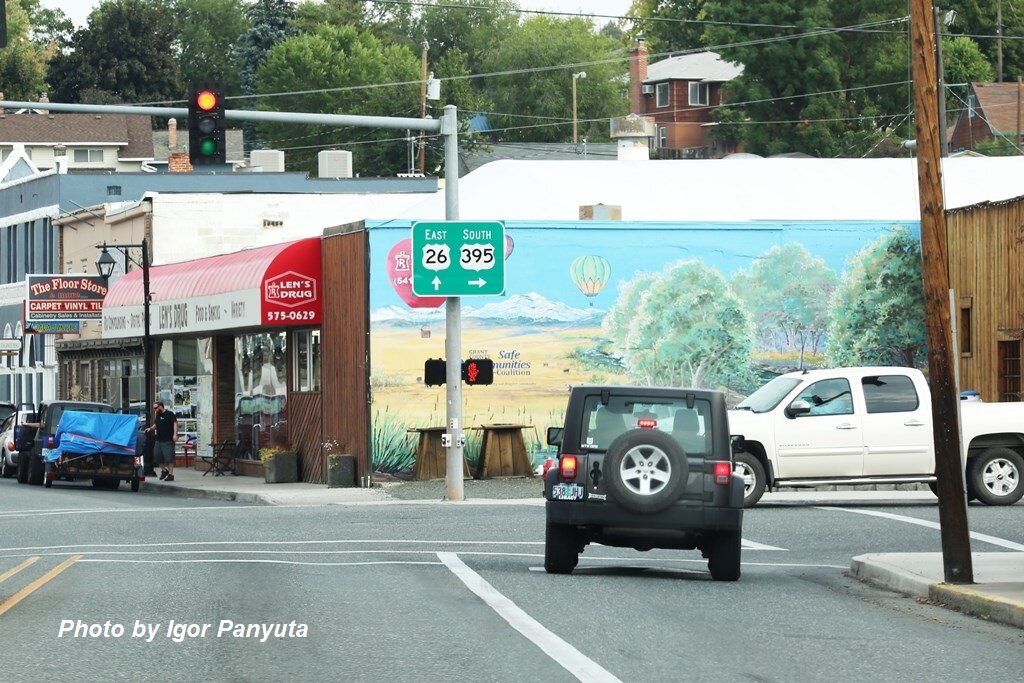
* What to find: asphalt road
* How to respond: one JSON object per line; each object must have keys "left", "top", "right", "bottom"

{"left": 1, "top": 478, "right": 1022, "bottom": 682}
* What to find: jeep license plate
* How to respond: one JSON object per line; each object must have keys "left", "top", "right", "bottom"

{"left": 552, "top": 483, "right": 583, "bottom": 501}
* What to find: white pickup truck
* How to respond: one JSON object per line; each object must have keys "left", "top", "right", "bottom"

{"left": 728, "top": 366, "right": 1024, "bottom": 507}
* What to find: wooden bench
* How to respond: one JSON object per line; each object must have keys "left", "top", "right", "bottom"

{"left": 200, "top": 440, "right": 236, "bottom": 477}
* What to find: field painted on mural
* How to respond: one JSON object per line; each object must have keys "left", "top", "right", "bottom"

{"left": 370, "top": 323, "right": 626, "bottom": 472}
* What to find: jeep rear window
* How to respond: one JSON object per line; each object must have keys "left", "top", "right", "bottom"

{"left": 579, "top": 395, "right": 712, "bottom": 455}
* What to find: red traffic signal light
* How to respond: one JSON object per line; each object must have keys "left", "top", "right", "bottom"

{"left": 188, "top": 83, "right": 226, "bottom": 166}
{"left": 462, "top": 358, "right": 494, "bottom": 386}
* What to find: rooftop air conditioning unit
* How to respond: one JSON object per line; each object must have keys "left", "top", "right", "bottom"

{"left": 250, "top": 149, "right": 284, "bottom": 172}
{"left": 319, "top": 150, "right": 353, "bottom": 179}
{"left": 641, "top": 84, "right": 655, "bottom": 95}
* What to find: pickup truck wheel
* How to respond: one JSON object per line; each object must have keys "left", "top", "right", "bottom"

{"left": 734, "top": 452, "right": 766, "bottom": 508}
{"left": 27, "top": 456, "right": 44, "bottom": 486}
{"left": 603, "top": 430, "right": 688, "bottom": 514}
{"left": 969, "top": 448, "right": 1024, "bottom": 506}
{"left": 544, "top": 522, "right": 579, "bottom": 574}
{"left": 708, "top": 530, "right": 742, "bottom": 581}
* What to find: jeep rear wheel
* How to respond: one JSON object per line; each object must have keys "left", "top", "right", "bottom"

{"left": 734, "top": 452, "right": 766, "bottom": 508}
{"left": 27, "top": 455, "right": 44, "bottom": 486}
{"left": 16, "top": 452, "right": 29, "bottom": 483}
{"left": 969, "top": 448, "right": 1024, "bottom": 506}
{"left": 544, "top": 522, "right": 580, "bottom": 574}
{"left": 708, "top": 530, "right": 742, "bottom": 581}
{"left": 603, "top": 430, "right": 688, "bottom": 514}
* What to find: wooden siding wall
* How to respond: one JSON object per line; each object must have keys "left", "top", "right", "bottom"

{"left": 947, "top": 197, "right": 1024, "bottom": 400}
{"left": 289, "top": 392, "right": 324, "bottom": 483}
{"left": 321, "top": 228, "right": 370, "bottom": 484}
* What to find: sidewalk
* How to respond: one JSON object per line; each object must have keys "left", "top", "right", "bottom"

{"left": 143, "top": 469, "right": 1024, "bottom": 630}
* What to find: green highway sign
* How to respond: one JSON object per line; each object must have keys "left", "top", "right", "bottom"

{"left": 411, "top": 220, "right": 505, "bottom": 297}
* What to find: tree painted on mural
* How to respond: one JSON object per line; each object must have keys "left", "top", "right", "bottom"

{"left": 826, "top": 226, "right": 925, "bottom": 368}
{"left": 605, "top": 260, "right": 754, "bottom": 388}
{"left": 731, "top": 243, "right": 837, "bottom": 368}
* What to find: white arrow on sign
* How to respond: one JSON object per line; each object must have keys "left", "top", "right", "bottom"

{"left": 468, "top": 278, "right": 487, "bottom": 288}
{"left": 432, "top": 276, "right": 441, "bottom": 291}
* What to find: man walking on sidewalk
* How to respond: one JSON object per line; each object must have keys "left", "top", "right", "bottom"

{"left": 146, "top": 401, "right": 178, "bottom": 482}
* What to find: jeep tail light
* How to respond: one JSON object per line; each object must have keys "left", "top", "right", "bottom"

{"left": 559, "top": 455, "right": 578, "bottom": 479}
{"left": 713, "top": 461, "right": 731, "bottom": 485}
{"left": 637, "top": 418, "right": 657, "bottom": 430}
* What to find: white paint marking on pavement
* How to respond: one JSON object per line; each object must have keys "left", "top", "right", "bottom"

{"left": 0, "top": 539, "right": 545, "bottom": 554}
{"left": 78, "top": 559, "right": 443, "bottom": 567}
{"left": 820, "top": 506, "right": 1024, "bottom": 551}
{"left": 438, "top": 552, "right": 622, "bottom": 683}
{"left": 740, "top": 539, "right": 787, "bottom": 550}
{"left": 0, "top": 505, "right": 269, "bottom": 519}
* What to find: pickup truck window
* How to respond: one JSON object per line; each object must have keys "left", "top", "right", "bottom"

{"left": 862, "top": 375, "right": 919, "bottom": 413}
{"left": 735, "top": 377, "right": 801, "bottom": 413}
{"left": 580, "top": 395, "right": 712, "bottom": 454}
{"left": 795, "top": 378, "right": 854, "bottom": 416}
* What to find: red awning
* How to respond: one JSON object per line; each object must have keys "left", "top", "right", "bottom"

{"left": 101, "top": 238, "right": 321, "bottom": 338}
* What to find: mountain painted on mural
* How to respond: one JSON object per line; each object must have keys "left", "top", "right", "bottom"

{"left": 371, "top": 292, "right": 603, "bottom": 326}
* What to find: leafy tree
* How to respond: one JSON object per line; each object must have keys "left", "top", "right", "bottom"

{"left": 254, "top": 24, "right": 419, "bottom": 175}
{"left": 172, "top": 0, "right": 249, "bottom": 96}
{"left": 943, "top": 35, "right": 995, "bottom": 107}
{"left": 412, "top": 0, "right": 520, "bottom": 74}
{"left": 603, "top": 272, "right": 659, "bottom": 360}
{"left": 704, "top": 0, "right": 849, "bottom": 157}
{"left": 975, "top": 136, "right": 1021, "bottom": 156}
{"left": 826, "top": 227, "right": 925, "bottom": 368}
{"left": 942, "top": 0, "right": 1024, "bottom": 82}
{"left": 607, "top": 260, "right": 753, "bottom": 388}
{"left": 731, "top": 244, "right": 837, "bottom": 368}
{"left": 0, "top": 0, "right": 47, "bottom": 101}
{"left": 292, "top": 0, "right": 365, "bottom": 35}
{"left": 235, "top": 0, "right": 296, "bottom": 146}
{"left": 19, "top": 0, "right": 74, "bottom": 53}
{"left": 625, "top": 0, "right": 710, "bottom": 52}
{"left": 45, "top": 0, "right": 181, "bottom": 105}
{"left": 479, "top": 16, "right": 627, "bottom": 143}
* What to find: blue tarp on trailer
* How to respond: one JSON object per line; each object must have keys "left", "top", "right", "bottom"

{"left": 44, "top": 411, "right": 138, "bottom": 462}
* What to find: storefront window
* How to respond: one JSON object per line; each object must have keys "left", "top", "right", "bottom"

{"left": 235, "top": 332, "right": 288, "bottom": 459}
{"left": 156, "top": 338, "right": 212, "bottom": 458}
{"left": 293, "top": 329, "right": 321, "bottom": 392}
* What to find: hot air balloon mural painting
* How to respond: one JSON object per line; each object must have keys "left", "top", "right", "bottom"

{"left": 387, "top": 238, "right": 445, "bottom": 309}
{"left": 569, "top": 255, "right": 610, "bottom": 305}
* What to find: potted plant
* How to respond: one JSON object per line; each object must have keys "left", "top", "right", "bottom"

{"left": 260, "top": 446, "right": 297, "bottom": 484}
{"left": 324, "top": 438, "right": 355, "bottom": 488}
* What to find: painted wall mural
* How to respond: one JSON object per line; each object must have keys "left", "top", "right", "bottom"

{"left": 366, "top": 220, "right": 923, "bottom": 475}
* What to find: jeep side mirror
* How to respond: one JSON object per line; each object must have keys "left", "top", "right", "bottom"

{"left": 547, "top": 427, "right": 563, "bottom": 446}
{"left": 786, "top": 399, "right": 812, "bottom": 418}
{"left": 730, "top": 434, "right": 745, "bottom": 454}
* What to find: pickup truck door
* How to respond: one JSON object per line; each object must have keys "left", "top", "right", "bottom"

{"left": 775, "top": 377, "right": 864, "bottom": 478}
{"left": 860, "top": 373, "right": 934, "bottom": 475}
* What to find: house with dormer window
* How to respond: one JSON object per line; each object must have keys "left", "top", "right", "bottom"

{"left": 628, "top": 38, "right": 743, "bottom": 158}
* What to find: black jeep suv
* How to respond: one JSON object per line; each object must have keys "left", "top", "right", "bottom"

{"left": 544, "top": 385, "right": 745, "bottom": 581}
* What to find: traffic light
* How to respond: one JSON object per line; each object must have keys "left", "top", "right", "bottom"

{"left": 462, "top": 358, "right": 494, "bottom": 386}
{"left": 188, "top": 83, "right": 226, "bottom": 165}
{"left": 424, "top": 358, "right": 446, "bottom": 386}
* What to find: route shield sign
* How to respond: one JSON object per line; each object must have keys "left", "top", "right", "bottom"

{"left": 411, "top": 220, "right": 505, "bottom": 296}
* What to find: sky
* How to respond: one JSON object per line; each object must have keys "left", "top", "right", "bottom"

{"left": 43, "top": 0, "right": 636, "bottom": 29}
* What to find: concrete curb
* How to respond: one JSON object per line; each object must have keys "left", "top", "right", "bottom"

{"left": 141, "top": 481, "right": 272, "bottom": 505}
{"left": 930, "top": 583, "right": 1024, "bottom": 630}
{"left": 850, "top": 554, "right": 931, "bottom": 598}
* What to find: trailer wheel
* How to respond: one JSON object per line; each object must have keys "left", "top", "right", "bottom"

{"left": 44, "top": 472, "right": 52, "bottom": 488}
{"left": 131, "top": 478, "right": 140, "bottom": 492}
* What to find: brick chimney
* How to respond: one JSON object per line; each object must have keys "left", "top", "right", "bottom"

{"left": 168, "top": 152, "right": 193, "bottom": 173}
{"left": 629, "top": 36, "right": 649, "bottom": 115}
{"left": 39, "top": 92, "right": 49, "bottom": 103}
{"left": 168, "top": 118, "right": 178, "bottom": 150}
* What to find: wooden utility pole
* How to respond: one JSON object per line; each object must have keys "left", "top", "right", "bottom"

{"left": 910, "top": 0, "right": 974, "bottom": 584}
{"left": 417, "top": 40, "right": 429, "bottom": 176}
{"left": 933, "top": 7, "right": 948, "bottom": 156}
{"left": 1017, "top": 77, "right": 1022, "bottom": 154}
{"left": 998, "top": 0, "right": 1004, "bottom": 82}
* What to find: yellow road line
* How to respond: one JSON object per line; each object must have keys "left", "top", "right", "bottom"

{"left": 0, "top": 556, "right": 40, "bottom": 584}
{"left": 0, "top": 555, "right": 82, "bottom": 618}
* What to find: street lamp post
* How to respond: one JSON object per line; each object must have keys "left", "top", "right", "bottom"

{"left": 572, "top": 71, "right": 587, "bottom": 144}
{"left": 96, "top": 239, "right": 155, "bottom": 476}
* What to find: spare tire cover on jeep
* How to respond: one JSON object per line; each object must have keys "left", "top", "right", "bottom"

{"left": 603, "top": 429, "right": 689, "bottom": 513}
